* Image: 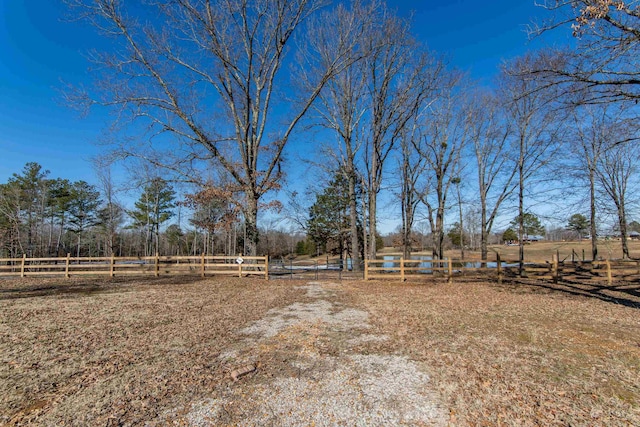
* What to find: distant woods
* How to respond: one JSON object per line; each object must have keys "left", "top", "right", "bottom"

{"left": 0, "top": 163, "right": 290, "bottom": 258}
{"left": 32, "top": 0, "right": 640, "bottom": 264}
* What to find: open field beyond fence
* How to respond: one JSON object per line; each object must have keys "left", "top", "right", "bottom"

{"left": 1, "top": 276, "right": 639, "bottom": 425}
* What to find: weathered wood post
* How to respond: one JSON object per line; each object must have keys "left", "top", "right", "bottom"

{"left": 110, "top": 254, "right": 115, "bottom": 278}
{"left": 155, "top": 253, "right": 159, "bottom": 277}
{"left": 400, "top": 257, "right": 405, "bottom": 282}
{"left": 364, "top": 259, "right": 369, "bottom": 281}
{"left": 496, "top": 253, "right": 502, "bottom": 284}
{"left": 201, "top": 253, "right": 205, "bottom": 278}
{"left": 447, "top": 258, "right": 453, "bottom": 284}
{"left": 265, "top": 255, "right": 269, "bottom": 281}
{"left": 65, "top": 253, "right": 70, "bottom": 278}
{"left": 552, "top": 254, "right": 558, "bottom": 284}
{"left": 606, "top": 259, "right": 612, "bottom": 286}
{"left": 20, "top": 254, "right": 26, "bottom": 278}
{"left": 238, "top": 253, "right": 243, "bottom": 278}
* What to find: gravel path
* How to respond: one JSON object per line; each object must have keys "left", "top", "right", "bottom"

{"left": 180, "top": 282, "right": 446, "bottom": 426}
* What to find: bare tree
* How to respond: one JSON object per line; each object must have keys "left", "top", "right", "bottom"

{"left": 303, "top": 0, "right": 378, "bottom": 270}
{"left": 0, "top": 182, "right": 24, "bottom": 257}
{"left": 451, "top": 175, "right": 465, "bottom": 260}
{"left": 596, "top": 136, "right": 639, "bottom": 258}
{"left": 360, "top": 13, "right": 442, "bottom": 260}
{"left": 67, "top": 0, "right": 359, "bottom": 256}
{"left": 397, "top": 122, "right": 423, "bottom": 259}
{"left": 568, "top": 103, "right": 619, "bottom": 259}
{"left": 306, "top": 1, "right": 442, "bottom": 261}
{"left": 413, "top": 72, "right": 468, "bottom": 261}
{"left": 499, "top": 53, "right": 566, "bottom": 274}
{"left": 94, "top": 162, "right": 124, "bottom": 256}
{"left": 531, "top": 0, "right": 640, "bottom": 103}
{"left": 466, "top": 90, "right": 518, "bottom": 263}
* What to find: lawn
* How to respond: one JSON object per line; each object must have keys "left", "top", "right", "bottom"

{"left": 1, "top": 276, "right": 639, "bottom": 425}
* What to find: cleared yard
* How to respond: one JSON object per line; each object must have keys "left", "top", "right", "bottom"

{"left": 1, "top": 276, "right": 639, "bottom": 425}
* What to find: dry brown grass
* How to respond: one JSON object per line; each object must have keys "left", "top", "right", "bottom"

{"left": 1, "top": 275, "right": 639, "bottom": 425}
{"left": 0, "top": 276, "right": 307, "bottom": 426}
{"left": 350, "top": 278, "right": 640, "bottom": 426}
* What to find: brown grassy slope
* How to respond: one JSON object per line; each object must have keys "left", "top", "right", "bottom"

{"left": 350, "top": 279, "right": 640, "bottom": 426}
{"left": 0, "top": 277, "right": 306, "bottom": 426}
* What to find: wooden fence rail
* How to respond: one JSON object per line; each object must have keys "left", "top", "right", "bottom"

{"left": 364, "top": 254, "right": 639, "bottom": 285}
{"left": 0, "top": 254, "right": 268, "bottom": 280}
{"left": 365, "top": 258, "right": 454, "bottom": 283}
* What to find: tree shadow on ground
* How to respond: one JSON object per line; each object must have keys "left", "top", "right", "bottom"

{"left": 493, "top": 277, "right": 640, "bottom": 309}
{"left": 0, "top": 276, "right": 207, "bottom": 301}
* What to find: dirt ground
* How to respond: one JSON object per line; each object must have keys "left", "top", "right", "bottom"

{"left": 1, "top": 275, "right": 639, "bottom": 426}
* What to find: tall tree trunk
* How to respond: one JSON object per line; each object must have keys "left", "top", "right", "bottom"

{"left": 518, "top": 139, "right": 525, "bottom": 277}
{"left": 435, "top": 204, "right": 445, "bottom": 260}
{"left": 245, "top": 196, "right": 259, "bottom": 256}
{"left": 617, "top": 195, "right": 629, "bottom": 259}
{"left": 361, "top": 179, "right": 368, "bottom": 262}
{"left": 480, "top": 189, "right": 489, "bottom": 264}
{"left": 589, "top": 168, "right": 598, "bottom": 261}
{"left": 56, "top": 214, "right": 65, "bottom": 256}
{"left": 456, "top": 182, "right": 464, "bottom": 260}
{"left": 347, "top": 170, "right": 360, "bottom": 271}
{"left": 368, "top": 190, "right": 377, "bottom": 260}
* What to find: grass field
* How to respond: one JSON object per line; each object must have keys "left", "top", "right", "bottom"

{"left": 377, "top": 239, "right": 640, "bottom": 263}
{"left": 1, "top": 276, "right": 639, "bottom": 425}
{"left": 472, "top": 240, "right": 640, "bottom": 262}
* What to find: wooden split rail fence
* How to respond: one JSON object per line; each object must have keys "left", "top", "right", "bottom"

{"left": 0, "top": 254, "right": 268, "bottom": 279}
{"left": 365, "top": 257, "right": 455, "bottom": 283}
{"left": 364, "top": 254, "right": 638, "bottom": 285}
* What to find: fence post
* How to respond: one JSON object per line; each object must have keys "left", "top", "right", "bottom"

{"left": 265, "top": 256, "right": 269, "bottom": 281}
{"left": 606, "top": 259, "right": 612, "bottom": 286}
{"left": 238, "top": 253, "right": 242, "bottom": 278}
{"left": 110, "top": 254, "right": 115, "bottom": 278}
{"left": 447, "top": 258, "right": 453, "bottom": 284}
{"left": 201, "top": 253, "right": 205, "bottom": 278}
{"left": 65, "top": 253, "right": 70, "bottom": 278}
{"left": 20, "top": 254, "right": 26, "bottom": 278}
{"left": 552, "top": 254, "right": 558, "bottom": 284}
{"left": 496, "top": 253, "right": 502, "bottom": 284}
{"left": 400, "top": 257, "right": 405, "bottom": 282}
{"left": 155, "top": 253, "right": 159, "bottom": 277}
{"left": 364, "top": 259, "right": 369, "bottom": 281}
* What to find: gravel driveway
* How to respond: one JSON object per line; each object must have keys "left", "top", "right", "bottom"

{"left": 180, "top": 282, "right": 446, "bottom": 426}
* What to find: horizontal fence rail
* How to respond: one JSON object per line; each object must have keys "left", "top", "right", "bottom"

{"left": 1, "top": 253, "right": 636, "bottom": 285}
{"left": 0, "top": 254, "right": 268, "bottom": 280}
{"left": 364, "top": 253, "right": 637, "bottom": 285}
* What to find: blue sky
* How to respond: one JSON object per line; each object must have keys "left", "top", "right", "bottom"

{"left": 0, "top": 1, "right": 568, "bottom": 194}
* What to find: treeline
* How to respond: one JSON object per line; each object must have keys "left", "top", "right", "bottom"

{"left": 0, "top": 163, "right": 301, "bottom": 259}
